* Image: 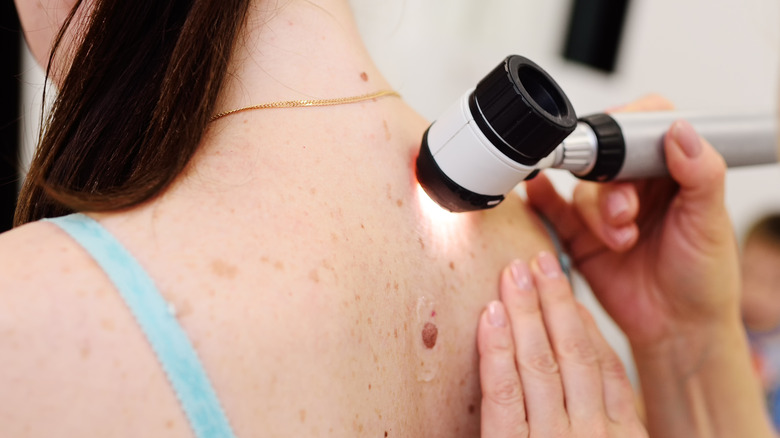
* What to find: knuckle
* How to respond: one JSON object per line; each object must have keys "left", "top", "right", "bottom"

{"left": 557, "top": 336, "right": 598, "bottom": 365}
{"left": 521, "top": 350, "right": 560, "bottom": 375}
{"left": 600, "top": 354, "right": 629, "bottom": 379}
{"left": 485, "top": 377, "right": 525, "bottom": 406}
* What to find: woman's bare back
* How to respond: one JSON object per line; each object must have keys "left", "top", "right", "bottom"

{"left": 0, "top": 100, "right": 556, "bottom": 437}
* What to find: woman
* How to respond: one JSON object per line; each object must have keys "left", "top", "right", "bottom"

{"left": 5, "top": 0, "right": 601, "bottom": 436}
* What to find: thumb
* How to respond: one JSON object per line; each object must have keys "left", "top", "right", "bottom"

{"left": 664, "top": 119, "right": 728, "bottom": 221}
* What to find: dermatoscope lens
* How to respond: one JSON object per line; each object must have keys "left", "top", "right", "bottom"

{"left": 416, "top": 55, "right": 577, "bottom": 212}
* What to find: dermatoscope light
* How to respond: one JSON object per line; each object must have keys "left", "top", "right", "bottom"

{"left": 416, "top": 55, "right": 779, "bottom": 213}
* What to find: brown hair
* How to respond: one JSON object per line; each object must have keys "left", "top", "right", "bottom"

{"left": 745, "top": 214, "right": 780, "bottom": 248}
{"left": 14, "top": 0, "right": 251, "bottom": 226}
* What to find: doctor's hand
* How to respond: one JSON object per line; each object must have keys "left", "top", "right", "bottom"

{"left": 524, "top": 95, "right": 740, "bottom": 350}
{"left": 477, "top": 254, "right": 647, "bottom": 438}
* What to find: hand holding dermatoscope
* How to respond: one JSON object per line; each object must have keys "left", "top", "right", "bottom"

{"left": 416, "top": 55, "right": 779, "bottom": 212}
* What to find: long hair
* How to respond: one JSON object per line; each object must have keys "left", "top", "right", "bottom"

{"left": 14, "top": 0, "right": 252, "bottom": 226}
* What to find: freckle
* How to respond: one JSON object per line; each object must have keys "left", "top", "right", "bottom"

{"left": 211, "top": 259, "right": 238, "bottom": 279}
{"left": 360, "top": 72, "right": 368, "bottom": 81}
{"left": 393, "top": 281, "right": 399, "bottom": 291}
{"left": 274, "top": 261, "right": 285, "bottom": 271}
{"left": 386, "top": 184, "right": 392, "bottom": 200}
{"left": 469, "top": 251, "right": 475, "bottom": 259}
{"left": 404, "top": 322, "right": 408, "bottom": 331}
{"left": 396, "top": 199, "right": 404, "bottom": 207}
{"left": 308, "top": 269, "right": 320, "bottom": 283}
{"left": 261, "top": 256, "right": 269, "bottom": 263}
{"left": 459, "top": 379, "right": 465, "bottom": 387}
{"left": 394, "top": 328, "right": 398, "bottom": 338}
{"left": 468, "top": 404, "right": 475, "bottom": 414}
{"left": 310, "top": 188, "right": 316, "bottom": 195}
{"left": 81, "top": 346, "right": 90, "bottom": 359}
{"left": 449, "top": 261, "right": 455, "bottom": 270}
{"left": 299, "top": 409, "right": 306, "bottom": 423}
{"left": 354, "top": 294, "right": 361, "bottom": 301}
{"left": 368, "top": 383, "right": 372, "bottom": 390}
{"left": 166, "top": 420, "right": 174, "bottom": 429}
{"left": 360, "top": 223, "right": 365, "bottom": 229}
{"left": 331, "top": 232, "right": 340, "bottom": 242}
{"left": 367, "top": 317, "right": 372, "bottom": 325}
{"left": 101, "top": 318, "right": 115, "bottom": 331}
{"left": 422, "top": 322, "right": 438, "bottom": 348}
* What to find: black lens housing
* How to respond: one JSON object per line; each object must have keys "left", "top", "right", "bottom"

{"left": 415, "top": 55, "right": 578, "bottom": 213}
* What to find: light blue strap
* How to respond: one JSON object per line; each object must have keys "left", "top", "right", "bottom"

{"left": 44, "top": 213, "right": 237, "bottom": 438}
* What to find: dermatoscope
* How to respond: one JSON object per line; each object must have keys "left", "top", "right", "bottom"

{"left": 416, "top": 55, "right": 779, "bottom": 212}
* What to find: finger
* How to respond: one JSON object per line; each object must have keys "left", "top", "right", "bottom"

{"left": 531, "top": 251, "right": 606, "bottom": 423}
{"left": 478, "top": 301, "right": 530, "bottom": 438}
{"left": 576, "top": 304, "right": 640, "bottom": 424}
{"left": 524, "top": 174, "right": 583, "bottom": 245}
{"left": 607, "top": 94, "right": 676, "bottom": 113}
{"left": 525, "top": 174, "right": 604, "bottom": 259}
{"left": 500, "top": 260, "right": 567, "bottom": 433}
{"left": 664, "top": 119, "right": 728, "bottom": 225}
{"left": 572, "top": 182, "right": 639, "bottom": 252}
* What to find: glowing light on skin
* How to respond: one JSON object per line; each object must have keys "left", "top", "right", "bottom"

{"left": 415, "top": 184, "right": 463, "bottom": 226}
{"left": 413, "top": 184, "right": 476, "bottom": 255}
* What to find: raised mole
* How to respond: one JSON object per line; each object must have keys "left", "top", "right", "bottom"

{"left": 422, "top": 322, "right": 438, "bottom": 349}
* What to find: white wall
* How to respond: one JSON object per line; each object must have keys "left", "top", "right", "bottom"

{"left": 352, "top": 0, "right": 780, "bottom": 234}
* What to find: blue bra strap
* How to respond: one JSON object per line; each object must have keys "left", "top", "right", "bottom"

{"left": 44, "top": 214, "right": 237, "bottom": 438}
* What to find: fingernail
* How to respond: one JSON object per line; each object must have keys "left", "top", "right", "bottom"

{"left": 536, "top": 251, "right": 561, "bottom": 278}
{"left": 610, "top": 225, "right": 635, "bottom": 247}
{"left": 606, "top": 190, "right": 629, "bottom": 220}
{"left": 671, "top": 120, "right": 702, "bottom": 158}
{"left": 487, "top": 301, "right": 507, "bottom": 327}
{"left": 510, "top": 260, "right": 532, "bottom": 290}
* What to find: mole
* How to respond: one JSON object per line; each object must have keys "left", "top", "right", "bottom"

{"left": 422, "top": 322, "right": 438, "bottom": 349}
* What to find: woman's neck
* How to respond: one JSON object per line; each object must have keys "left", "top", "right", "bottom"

{"left": 213, "top": 0, "right": 392, "bottom": 117}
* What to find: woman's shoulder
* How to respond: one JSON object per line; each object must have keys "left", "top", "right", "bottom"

{"left": 0, "top": 220, "right": 97, "bottom": 289}
{"left": 0, "top": 220, "right": 192, "bottom": 436}
{"left": 0, "top": 219, "right": 111, "bottom": 349}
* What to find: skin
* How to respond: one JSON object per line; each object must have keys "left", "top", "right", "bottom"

{"left": 741, "top": 238, "right": 780, "bottom": 332}
{"left": 505, "top": 96, "right": 775, "bottom": 437}
{"left": 14, "top": 0, "right": 84, "bottom": 82}
{"left": 477, "top": 253, "right": 647, "bottom": 438}
{"left": 3, "top": 1, "right": 559, "bottom": 436}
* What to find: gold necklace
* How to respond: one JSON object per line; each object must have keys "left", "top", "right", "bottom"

{"left": 210, "top": 89, "right": 401, "bottom": 122}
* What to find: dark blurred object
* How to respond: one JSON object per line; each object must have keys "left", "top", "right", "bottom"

{"left": 0, "top": 2, "right": 21, "bottom": 232}
{"left": 563, "top": 0, "right": 631, "bottom": 73}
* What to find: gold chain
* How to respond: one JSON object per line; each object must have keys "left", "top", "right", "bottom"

{"left": 210, "top": 89, "right": 401, "bottom": 122}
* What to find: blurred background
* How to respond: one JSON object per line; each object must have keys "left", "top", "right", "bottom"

{"left": 5, "top": 0, "right": 780, "bottom": 383}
